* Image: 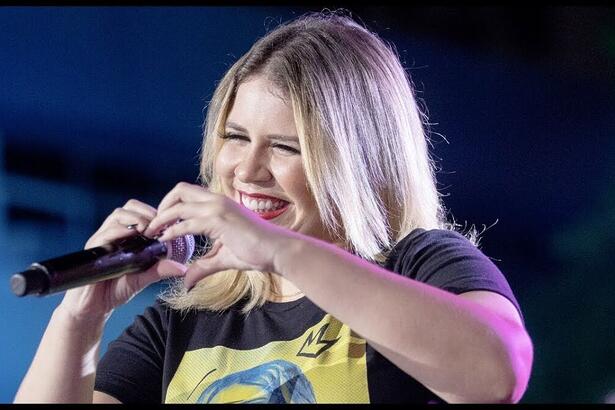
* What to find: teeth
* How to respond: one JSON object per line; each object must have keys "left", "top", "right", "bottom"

{"left": 241, "top": 194, "right": 287, "bottom": 212}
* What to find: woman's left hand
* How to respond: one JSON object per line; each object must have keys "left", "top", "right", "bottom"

{"left": 144, "top": 182, "right": 294, "bottom": 289}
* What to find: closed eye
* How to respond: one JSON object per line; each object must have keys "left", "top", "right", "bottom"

{"left": 220, "top": 133, "right": 300, "bottom": 154}
{"left": 220, "top": 133, "right": 249, "bottom": 142}
{"left": 272, "top": 143, "right": 300, "bottom": 154}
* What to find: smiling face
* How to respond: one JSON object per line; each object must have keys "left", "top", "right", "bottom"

{"left": 214, "top": 76, "right": 333, "bottom": 243}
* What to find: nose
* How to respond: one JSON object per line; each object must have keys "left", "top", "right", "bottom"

{"left": 234, "top": 146, "right": 272, "bottom": 183}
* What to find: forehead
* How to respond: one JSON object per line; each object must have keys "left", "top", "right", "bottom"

{"left": 226, "top": 77, "right": 296, "bottom": 133}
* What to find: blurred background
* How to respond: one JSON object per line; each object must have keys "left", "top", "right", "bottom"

{"left": 1, "top": 6, "right": 613, "bottom": 403}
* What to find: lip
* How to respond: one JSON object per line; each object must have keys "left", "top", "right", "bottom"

{"left": 239, "top": 191, "right": 290, "bottom": 220}
{"left": 238, "top": 190, "right": 288, "bottom": 202}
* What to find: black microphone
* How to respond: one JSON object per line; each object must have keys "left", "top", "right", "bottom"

{"left": 10, "top": 234, "right": 195, "bottom": 297}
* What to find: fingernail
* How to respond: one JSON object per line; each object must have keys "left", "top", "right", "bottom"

{"left": 147, "top": 228, "right": 161, "bottom": 238}
{"left": 144, "top": 220, "right": 157, "bottom": 235}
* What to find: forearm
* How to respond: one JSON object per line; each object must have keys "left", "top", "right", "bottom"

{"left": 14, "top": 306, "right": 106, "bottom": 403}
{"left": 274, "top": 234, "right": 528, "bottom": 402}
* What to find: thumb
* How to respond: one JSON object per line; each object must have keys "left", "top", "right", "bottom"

{"left": 133, "top": 259, "right": 188, "bottom": 289}
{"left": 183, "top": 257, "right": 227, "bottom": 291}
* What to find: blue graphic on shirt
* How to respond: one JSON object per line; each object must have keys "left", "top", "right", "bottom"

{"left": 196, "top": 359, "right": 316, "bottom": 403}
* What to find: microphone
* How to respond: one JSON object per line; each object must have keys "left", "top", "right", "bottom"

{"left": 10, "top": 234, "right": 195, "bottom": 297}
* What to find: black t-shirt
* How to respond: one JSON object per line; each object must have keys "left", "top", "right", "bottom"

{"left": 94, "top": 228, "right": 522, "bottom": 403}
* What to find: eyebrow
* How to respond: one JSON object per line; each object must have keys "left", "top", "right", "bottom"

{"left": 225, "top": 121, "right": 299, "bottom": 143}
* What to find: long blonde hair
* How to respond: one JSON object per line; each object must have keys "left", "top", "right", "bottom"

{"left": 160, "top": 10, "right": 475, "bottom": 314}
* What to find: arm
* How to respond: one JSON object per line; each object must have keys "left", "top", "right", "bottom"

{"left": 274, "top": 235, "right": 533, "bottom": 403}
{"left": 14, "top": 305, "right": 129, "bottom": 404}
{"left": 13, "top": 307, "right": 106, "bottom": 403}
{"left": 93, "top": 391, "right": 123, "bottom": 403}
{"left": 13, "top": 199, "right": 185, "bottom": 403}
{"left": 144, "top": 183, "right": 533, "bottom": 403}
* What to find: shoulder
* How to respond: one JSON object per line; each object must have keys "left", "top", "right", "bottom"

{"left": 143, "top": 298, "right": 173, "bottom": 326}
{"left": 123, "top": 298, "right": 192, "bottom": 340}
{"left": 399, "top": 226, "right": 472, "bottom": 246}
{"left": 384, "top": 227, "right": 477, "bottom": 273}
{"left": 384, "top": 227, "right": 524, "bottom": 321}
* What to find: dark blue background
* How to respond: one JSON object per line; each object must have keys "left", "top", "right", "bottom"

{"left": 1, "top": 6, "right": 613, "bottom": 403}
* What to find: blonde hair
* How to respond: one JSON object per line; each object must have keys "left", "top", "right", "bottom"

{"left": 160, "top": 10, "right": 476, "bottom": 314}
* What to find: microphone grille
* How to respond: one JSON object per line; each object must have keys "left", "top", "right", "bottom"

{"left": 166, "top": 234, "right": 195, "bottom": 265}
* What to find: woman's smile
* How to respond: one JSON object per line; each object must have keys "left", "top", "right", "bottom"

{"left": 239, "top": 191, "right": 291, "bottom": 220}
{"left": 215, "top": 76, "right": 332, "bottom": 241}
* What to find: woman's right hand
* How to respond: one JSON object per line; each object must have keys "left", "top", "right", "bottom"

{"left": 56, "top": 199, "right": 188, "bottom": 323}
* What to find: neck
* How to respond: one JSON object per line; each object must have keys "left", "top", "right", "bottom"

{"left": 265, "top": 236, "right": 346, "bottom": 302}
{"left": 267, "top": 276, "right": 304, "bottom": 302}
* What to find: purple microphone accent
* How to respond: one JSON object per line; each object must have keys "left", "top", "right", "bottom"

{"left": 165, "top": 235, "right": 195, "bottom": 265}
{"left": 10, "top": 233, "right": 198, "bottom": 297}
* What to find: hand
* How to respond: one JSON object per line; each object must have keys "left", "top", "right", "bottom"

{"left": 144, "top": 182, "right": 293, "bottom": 290}
{"left": 58, "top": 199, "right": 188, "bottom": 322}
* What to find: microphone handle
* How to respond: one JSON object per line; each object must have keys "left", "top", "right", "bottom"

{"left": 11, "top": 235, "right": 168, "bottom": 297}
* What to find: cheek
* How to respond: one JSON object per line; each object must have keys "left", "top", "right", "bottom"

{"left": 215, "top": 146, "right": 237, "bottom": 177}
{"left": 271, "top": 160, "right": 312, "bottom": 204}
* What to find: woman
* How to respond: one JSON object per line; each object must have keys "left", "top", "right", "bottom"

{"left": 14, "top": 11, "right": 533, "bottom": 403}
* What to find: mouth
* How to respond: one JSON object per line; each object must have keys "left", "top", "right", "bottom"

{"left": 239, "top": 191, "right": 291, "bottom": 220}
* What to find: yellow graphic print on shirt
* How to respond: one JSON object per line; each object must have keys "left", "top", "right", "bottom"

{"left": 165, "top": 314, "right": 369, "bottom": 403}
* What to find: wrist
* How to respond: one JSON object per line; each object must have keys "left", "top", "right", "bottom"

{"left": 53, "top": 303, "right": 109, "bottom": 335}
{"left": 50, "top": 305, "right": 106, "bottom": 380}
{"left": 272, "top": 232, "right": 307, "bottom": 277}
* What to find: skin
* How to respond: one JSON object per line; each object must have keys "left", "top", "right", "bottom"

{"left": 14, "top": 75, "right": 533, "bottom": 404}
{"left": 213, "top": 76, "right": 340, "bottom": 299}
{"left": 14, "top": 200, "right": 187, "bottom": 404}
{"left": 142, "top": 76, "right": 533, "bottom": 402}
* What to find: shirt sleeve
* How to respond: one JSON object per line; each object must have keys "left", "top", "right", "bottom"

{"left": 384, "top": 228, "right": 524, "bottom": 323}
{"left": 94, "top": 299, "right": 168, "bottom": 403}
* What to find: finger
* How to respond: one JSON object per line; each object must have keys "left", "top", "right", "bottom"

{"left": 128, "top": 259, "right": 188, "bottom": 290}
{"left": 155, "top": 182, "right": 212, "bottom": 216}
{"left": 155, "top": 220, "right": 196, "bottom": 243}
{"left": 99, "top": 207, "right": 153, "bottom": 233}
{"left": 98, "top": 199, "right": 156, "bottom": 233}
{"left": 145, "top": 202, "right": 207, "bottom": 238}
{"left": 183, "top": 257, "right": 224, "bottom": 291}
{"left": 85, "top": 225, "right": 139, "bottom": 249}
{"left": 157, "top": 219, "right": 217, "bottom": 245}
{"left": 122, "top": 199, "right": 157, "bottom": 220}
